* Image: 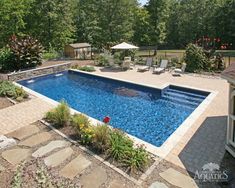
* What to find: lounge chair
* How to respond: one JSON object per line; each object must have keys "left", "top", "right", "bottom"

{"left": 172, "top": 63, "right": 187, "bottom": 76}
{"left": 137, "top": 58, "right": 153, "bottom": 72}
{"left": 153, "top": 60, "right": 168, "bottom": 74}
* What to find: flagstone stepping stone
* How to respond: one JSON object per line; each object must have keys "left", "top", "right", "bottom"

{"left": 59, "top": 155, "right": 91, "bottom": 179}
{"left": 109, "top": 180, "right": 127, "bottom": 188}
{"left": 8, "top": 125, "right": 40, "bottom": 140}
{"left": 19, "top": 132, "right": 51, "bottom": 147}
{"left": 32, "top": 140, "right": 70, "bottom": 158}
{"left": 1, "top": 148, "right": 30, "bottom": 165}
{"left": 80, "top": 166, "right": 107, "bottom": 188}
{"left": 159, "top": 168, "right": 198, "bottom": 188}
{"left": 44, "top": 147, "right": 73, "bottom": 167}
{"left": 0, "top": 164, "right": 5, "bottom": 172}
{"left": 149, "top": 181, "right": 168, "bottom": 188}
{"left": 0, "top": 135, "right": 16, "bottom": 149}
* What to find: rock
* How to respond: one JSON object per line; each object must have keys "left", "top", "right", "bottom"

{"left": 109, "top": 180, "right": 127, "bottom": 188}
{"left": 80, "top": 166, "right": 107, "bottom": 188}
{"left": 0, "top": 135, "right": 7, "bottom": 141}
{"left": 149, "top": 181, "right": 168, "bottom": 188}
{"left": 19, "top": 132, "right": 51, "bottom": 147}
{"left": 159, "top": 168, "right": 198, "bottom": 188}
{"left": 59, "top": 155, "right": 91, "bottom": 180}
{"left": 0, "top": 136, "right": 16, "bottom": 149}
{"left": 2, "top": 148, "right": 30, "bottom": 165}
{"left": 44, "top": 147, "right": 73, "bottom": 167}
{"left": 32, "top": 140, "right": 70, "bottom": 158}
{"left": 8, "top": 125, "right": 40, "bottom": 140}
{"left": 0, "top": 164, "right": 5, "bottom": 172}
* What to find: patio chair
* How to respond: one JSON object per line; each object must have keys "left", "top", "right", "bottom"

{"left": 137, "top": 57, "right": 153, "bottom": 72}
{"left": 121, "top": 61, "right": 130, "bottom": 70}
{"left": 172, "top": 63, "right": 187, "bottom": 76}
{"left": 153, "top": 60, "right": 168, "bottom": 74}
{"left": 121, "top": 56, "right": 133, "bottom": 70}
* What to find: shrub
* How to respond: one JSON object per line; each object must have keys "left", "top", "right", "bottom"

{"left": 107, "top": 129, "right": 133, "bottom": 161}
{"left": 71, "top": 65, "right": 96, "bottom": 72}
{"left": 71, "top": 113, "right": 94, "bottom": 145}
{"left": 184, "top": 43, "right": 211, "bottom": 72}
{"left": 92, "top": 124, "right": 111, "bottom": 152}
{"left": 94, "top": 54, "right": 109, "bottom": 66}
{"left": 0, "top": 47, "right": 16, "bottom": 72}
{"left": 8, "top": 35, "right": 43, "bottom": 71}
{"left": 71, "top": 114, "right": 90, "bottom": 129}
{"left": 122, "top": 145, "right": 149, "bottom": 174}
{"left": 113, "top": 52, "right": 122, "bottom": 64}
{"left": 42, "top": 51, "right": 59, "bottom": 60}
{"left": 170, "top": 57, "right": 182, "bottom": 67}
{"left": 45, "top": 101, "right": 71, "bottom": 127}
{"left": 0, "top": 81, "right": 28, "bottom": 99}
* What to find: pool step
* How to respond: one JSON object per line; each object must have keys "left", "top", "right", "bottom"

{"left": 161, "top": 96, "right": 199, "bottom": 109}
{"left": 162, "top": 92, "right": 204, "bottom": 103}
{"left": 166, "top": 88, "right": 206, "bottom": 99}
{"left": 161, "top": 88, "right": 206, "bottom": 109}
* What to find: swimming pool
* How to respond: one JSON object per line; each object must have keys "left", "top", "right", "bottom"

{"left": 19, "top": 70, "right": 209, "bottom": 147}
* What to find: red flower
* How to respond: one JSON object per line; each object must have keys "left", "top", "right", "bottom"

{"left": 103, "top": 116, "right": 110, "bottom": 124}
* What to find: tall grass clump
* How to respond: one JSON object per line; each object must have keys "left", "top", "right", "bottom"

{"left": 45, "top": 101, "right": 71, "bottom": 127}
{"left": 92, "top": 124, "right": 111, "bottom": 152}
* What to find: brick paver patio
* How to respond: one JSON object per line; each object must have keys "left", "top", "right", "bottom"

{"left": 0, "top": 98, "right": 53, "bottom": 134}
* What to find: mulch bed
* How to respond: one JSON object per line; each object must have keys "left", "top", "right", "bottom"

{"left": 0, "top": 97, "right": 14, "bottom": 110}
{"left": 53, "top": 122, "right": 155, "bottom": 180}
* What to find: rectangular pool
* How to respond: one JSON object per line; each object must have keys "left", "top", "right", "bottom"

{"left": 19, "top": 70, "right": 209, "bottom": 147}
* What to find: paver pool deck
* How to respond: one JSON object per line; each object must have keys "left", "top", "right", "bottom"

{"left": 0, "top": 67, "right": 230, "bottom": 187}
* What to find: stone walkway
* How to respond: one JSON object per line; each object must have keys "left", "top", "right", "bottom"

{"left": 0, "top": 123, "right": 135, "bottom": 187}
{"left": 0, "top": 121, "right": 200, "bottom": 188}
{"left": 0, "top": 125, "right": 107, "bottom": 188}
{"left": 0, "top": 98, "right": 53, "bottom": 135}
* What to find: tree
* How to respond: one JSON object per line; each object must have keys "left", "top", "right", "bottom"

{"left": 214, "top": 0, "right": 235, "bottom": 49}
{"left": 132, "top": 7, "right": 151, "bottom": 45}
{"left": 25, "top": 0, "right": 75, "bottom": 50}
{"left": 166, "top": 0, "right": 223, "bottom": 48}
{"left": 145, "top": 0, "right": 170, "bottom": 46}
{"left": 76, "top": 0, "right": 138, "bottom": 49}
{"left": 0, "top": 0, "right": 32, "bottom": 47}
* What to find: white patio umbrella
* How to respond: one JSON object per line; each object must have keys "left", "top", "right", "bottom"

{"left": 111, "top": 42, "right": 139, "bottom": 50}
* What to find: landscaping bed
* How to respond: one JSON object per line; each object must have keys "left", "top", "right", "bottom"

{"left": 0, "top": 81, "right": 30, "bottom": 103}
{"left": 43, "top": 102, "right": 155, "bottom": 180}
{"left": 0, "top": 97, "right": 13, "bottom": 110}
{"left": 55, "top": 121, "right": 155, "bottom": 180}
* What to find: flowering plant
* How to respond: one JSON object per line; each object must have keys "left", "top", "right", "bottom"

{"left": 79, "top": 124, "right": 95, "bottom": 145}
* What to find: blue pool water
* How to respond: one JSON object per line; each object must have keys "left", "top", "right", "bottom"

{"left": 19, "top": 71, "right": 209, "bottom": 147}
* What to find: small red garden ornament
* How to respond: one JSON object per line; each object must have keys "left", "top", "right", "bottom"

{"left": 103, "top": 116, "right": 110, "bottom": 124}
